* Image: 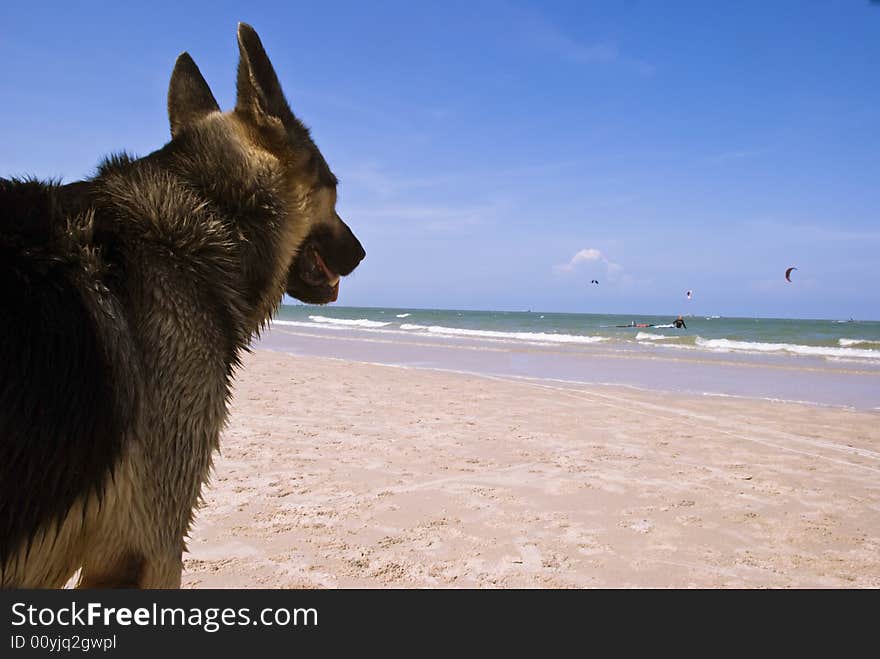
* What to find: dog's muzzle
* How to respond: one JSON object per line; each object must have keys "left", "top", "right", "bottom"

{"left": 286, "top": 217, "right": 365, "bottom": 304}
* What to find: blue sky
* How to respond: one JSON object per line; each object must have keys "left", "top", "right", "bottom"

{"left": 2, "top": 1, "right": 878, "bottom": 319}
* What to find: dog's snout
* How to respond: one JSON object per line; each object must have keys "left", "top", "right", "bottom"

{"left": 352, "top": 235, "right": 366, "bottom": 264}
{"left": 330, "top": 216, "right": 364, "bottom": 276}
{"left": 335, "top": 234, "right": 364, "bottom": 276}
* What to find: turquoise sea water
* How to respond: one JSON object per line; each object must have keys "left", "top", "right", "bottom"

{"left": 274, "top": 305, "right": 880, "bottom": 362}
{"left": 262, "top": 305, "right": 880, "bottom": 409}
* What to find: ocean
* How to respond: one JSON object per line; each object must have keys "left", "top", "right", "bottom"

{"left": 262, "top": 305, "right": 880, "bottom": 410}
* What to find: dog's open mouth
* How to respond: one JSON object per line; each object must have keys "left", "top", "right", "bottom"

{"left": 286, "top": 242, "right": 340, "bottom": 304}
{"left": 285, "top": 220, "right": 364, "bottom": 305}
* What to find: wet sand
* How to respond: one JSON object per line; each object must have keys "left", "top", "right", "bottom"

{"left": 181, "top": 349, "right": 880, "bottom": 588}
{"left": 260, "top": 322, "right": 880, "bottom": 410}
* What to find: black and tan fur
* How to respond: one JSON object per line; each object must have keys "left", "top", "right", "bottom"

{"left": 0, "top": 23, "right": 364, "bottom": 588}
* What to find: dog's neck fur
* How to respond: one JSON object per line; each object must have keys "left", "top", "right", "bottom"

{"left": 88, "top": 113, "right": 307, "bottom": 347}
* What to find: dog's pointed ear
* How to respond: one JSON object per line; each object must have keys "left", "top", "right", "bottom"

{"left": 168, "top": 53, "right": 220, "bottom": 139}
{"left": 235, "top": 22, "right": 292, "bottom": 121}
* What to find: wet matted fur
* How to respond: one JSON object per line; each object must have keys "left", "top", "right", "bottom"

{"left": 0, "top": 23, "right": 364, "bottom": 588}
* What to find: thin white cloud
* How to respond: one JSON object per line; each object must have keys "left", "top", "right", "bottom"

{"left": 533, "top": 28, "right": 620, "bottom": 64}
{"left": 511, "top": 5, "right": 654, "bottom": 75}
{"left": 606, "top": 262, "right": 623, "bottom": 276}
{"left": 750, "top": 219, "right": 880, "bottom": 243}
{"left": 351, "top": 200, "right": 508, "bottom": 233}
{"left": 339, "top": 158, "right": 584, "bottom": 197}
{"left": 706, "top": 148, "right": 769, "bottom": 164}
{"left": 555, "top": 247, "right": 623, "bottom": 281}
{"left": 557, "top": 248, "right": 603, "bottom": 272}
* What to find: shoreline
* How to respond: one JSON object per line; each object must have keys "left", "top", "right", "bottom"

{"left": 257, "top": 324, "right": 880, "bottom": 410}
{"left": 261, "top": 347, "right": 870, "bottom": 412}
{"left": 182, "top": 349, "right": 880, "bottom": 588}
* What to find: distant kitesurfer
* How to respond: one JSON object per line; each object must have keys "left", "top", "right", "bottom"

{"left": 673, "top": 315, "right": 687, "bottom": 329}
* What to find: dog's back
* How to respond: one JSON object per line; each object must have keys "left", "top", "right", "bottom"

{"left": 0, "top": 162, "right": 237, "bottom": 587}
{"left": 0, "top": 179, "right": 136, "bottom": 584}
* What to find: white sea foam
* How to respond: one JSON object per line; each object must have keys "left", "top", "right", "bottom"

{"left": 399, "top": 324, "right": 607, "bottom": 344}
{"left": 695, "top": 337, "right": 880, "bottom": 360}
{"left": 272, "top": 319, "right": 356, "bottom": 331}
{"left": 396, "top": 313, "right": 411, "bottom": 318}
{"left": 272, "top": 320, "right": 308, "bottom": 326}
{"left": 636, "top": 332, "right": 671, "bottom": 341}
{"left": 839, "top": 338, "right": 880, "bottom": 347}
{"left": 308, "top": 315, "right": 392, "bottom": 328}
{"left": 274, "top": 318, "right": 606, "bottom": 347}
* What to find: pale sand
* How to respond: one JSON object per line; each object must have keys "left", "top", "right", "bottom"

{"left": 181, "top": 349, "right": 880, "bottom": 588}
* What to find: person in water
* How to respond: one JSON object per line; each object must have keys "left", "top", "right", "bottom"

{"left": 673, "top": 315, "right": 687, "bottom": 329}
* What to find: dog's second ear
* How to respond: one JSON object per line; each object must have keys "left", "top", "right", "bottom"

{"left": 235, "top": 22, "right": 293, "bottom": 123}
{"left": 168, "top": 53, "right": 220, "bottom": 139}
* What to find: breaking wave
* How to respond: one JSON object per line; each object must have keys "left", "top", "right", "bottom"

{"left": 695, "top": 337, "right": 880, "bottom": 360}
{"left": 636, "top": 332, "right": 672, "bottom": 341}
{"left": 839, "top": 338, "right": 880, "bottom": 348}
{"left": 399, "top": 324, "right": 607, "bottom": 344}
{"left": 308, "top": 316, "right": 392, "bottom": 328}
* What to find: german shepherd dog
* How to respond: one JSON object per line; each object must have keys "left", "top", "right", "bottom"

{"left": 0, "top": 23, "right": 364, "bottom": 588}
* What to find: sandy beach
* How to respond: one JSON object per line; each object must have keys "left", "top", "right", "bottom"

{"left": 181, "top": 348, "right": 880, "bottom": 588}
